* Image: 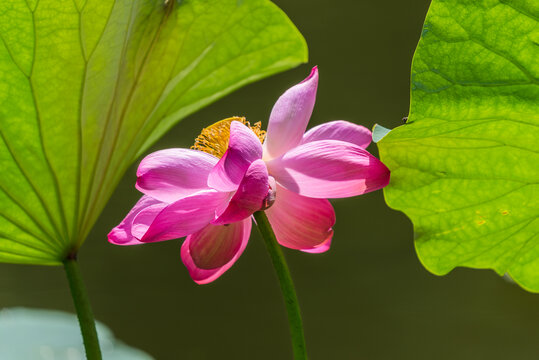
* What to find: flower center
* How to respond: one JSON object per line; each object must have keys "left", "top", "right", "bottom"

{"left": 191, "top": 116, "right": 266, "bottom": 158}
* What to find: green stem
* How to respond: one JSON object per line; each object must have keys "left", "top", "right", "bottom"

{"left": 253, "top": 211, "right": 308, "bottom": 360}
{"left": 63, "top": 256, "right": 102, "bottom": 360}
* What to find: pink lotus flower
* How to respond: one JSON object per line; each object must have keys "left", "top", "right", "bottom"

{"left": 109, "top": 67, "right": 389, "bottom": 284}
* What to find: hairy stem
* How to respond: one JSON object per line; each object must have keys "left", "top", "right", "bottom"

{"left": 253, "top": 211, "right": 308, "bottom": 360}
{"left": 63, "top": 256, "right": 102, "bottom": 359}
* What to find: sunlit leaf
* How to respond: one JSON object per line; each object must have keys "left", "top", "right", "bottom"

{"left": 377, "top": 0, "right": 538, "bottom": 291}
{"left": 0, "top": 307, "right": 153, "bottom": 359}
{"left": 0, "top": 0, "right": 307, "bottom": 264}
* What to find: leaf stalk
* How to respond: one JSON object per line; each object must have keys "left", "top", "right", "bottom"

{"left": 63, "top": 256, "right": 102, "bottom": 360}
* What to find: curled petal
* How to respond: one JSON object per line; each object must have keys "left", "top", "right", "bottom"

{"left": 267, "top": 140, "right": 390, "bottom": 199}
{"left": 208, "top": 121, "right": 263, "bottom": 192}
{"left": 189, "top": 222, "right": 245, "bottom": 269}
{"left": 301, "top": 120, "right": 372, "bottom": 149}
{"left": 265, "top": 185, "right": 335, "bottom": 251}
{"left": 213, "top": 159, "right": 269, "bottom": 225}
{"left": 136, "top": 149, "right": 218, "bottom": 203}
{"left": 131, "top": 203, "right": 168, "bottom": 239}
{"left": 141, "top": 190, "right": 229, "bottom": 243}
{"left": 301, "top": 236, "right": 332, "bottom": 254}
{"left": 263, "top": 67, "right": 318, "bottom": 160}
{"left": 181, "top": 219, "right": 252, "bottom": 284}
{"left": 108, "top": 196, "right": 163, "bottom": 246}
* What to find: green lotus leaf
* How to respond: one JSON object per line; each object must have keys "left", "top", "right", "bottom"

{"left": 377, "top": 0, "right": 538, "bottom": 291}
{"left": 0, "top": 0, "right": 307, "bottom": 265}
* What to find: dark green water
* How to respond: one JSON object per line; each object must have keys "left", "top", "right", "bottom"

{"left": 1, "top": 0, "right": 538, "bottom": 359}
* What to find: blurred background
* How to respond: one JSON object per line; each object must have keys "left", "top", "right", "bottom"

{"left": 1, "top": 0, "right": 538, "bottom": 359}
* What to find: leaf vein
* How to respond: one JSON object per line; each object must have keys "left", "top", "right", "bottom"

{"left": 0, "top": 131, "right": 63, "bottom": 248}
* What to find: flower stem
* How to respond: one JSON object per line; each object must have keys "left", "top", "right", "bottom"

{"left": 63, "top": 256, "right": 102, "bottom": 360}
{"left": 253, "top": 211, "right": 308, "bottom": 360}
